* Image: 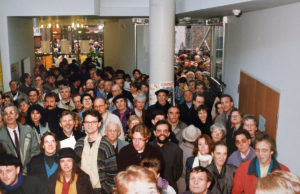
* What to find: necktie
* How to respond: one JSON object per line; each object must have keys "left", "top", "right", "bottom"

{"left": 13, "top": 130, "right": 20, "bottom": 153}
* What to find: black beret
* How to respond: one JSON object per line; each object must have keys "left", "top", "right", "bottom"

{"left": 0, "top": 153, "right": 21, "bottom": 166}
{"left": 112, "top": 94, "right": 127, "bottom": 104}
{"left": 155, "top": 89, "right": 169, "bottom": 96}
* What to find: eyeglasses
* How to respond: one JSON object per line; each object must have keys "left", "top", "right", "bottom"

{"left": 83, "top": 121, "right": 98, "bottom": 125}
{"left": 4, "top": 111, "right": 16, "bottom": 116}
{"left": 235, "top": 139, "right": 248, "bottom": 145}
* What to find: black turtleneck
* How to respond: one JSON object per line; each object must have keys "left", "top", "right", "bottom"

{"left": 44, "top": 154, "right": 55, "bottom": 167}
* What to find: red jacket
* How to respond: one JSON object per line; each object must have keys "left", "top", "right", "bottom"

{"left": 232, "top": 157, "right": 289, "bottom": 194}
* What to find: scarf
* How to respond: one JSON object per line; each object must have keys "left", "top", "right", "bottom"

{"left": 55, "top": 173, "right": 78, "bottom": 194}
{"left": 44, "top": 155, "right": 58, "bottom": 178}
{"left": 256, "top": 158, "right": 273, "bottom": 178}
{"left": 157, "top": 177, "right": 169, "bottom": 190}
{"left": 0, "top": 173, "right": 23, "bottom": 190}
{"left": 81, "top": 135, "right": 102, "bottom": 189}
{"left": 192, "top": 152, "right": 213, "bottom": 168}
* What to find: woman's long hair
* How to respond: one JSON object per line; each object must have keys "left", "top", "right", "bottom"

{"left": 26, "top": 104, "right": 47, "bottom": 127}
{"left": 56, "top": 158, "right": 78, "bottom": 184}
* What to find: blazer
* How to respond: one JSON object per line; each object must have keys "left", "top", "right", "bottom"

{"left": 26, "top": 122, "right": 51, "bottom": 142}
{"left": 0, "top": 123, "right": 40, "bottom": 173}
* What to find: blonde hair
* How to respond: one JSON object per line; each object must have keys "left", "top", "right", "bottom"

{"left": 127, "top": 115, "right": 143, "bottom": 127}
{"left": 113, "top": 165, "right": 158, "bottom": 194}
{"left": 256, "top": 171, "right": 300, "bottom": 194}
{"left": 128, "top": 124, "right": 151, "bottom": 141}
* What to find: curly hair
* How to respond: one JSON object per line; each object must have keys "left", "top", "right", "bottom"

{"left": 26, "top": 104, "right": 47, "bottom": 127}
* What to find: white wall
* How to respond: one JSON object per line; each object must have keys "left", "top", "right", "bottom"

{"left": 0, "top": 16, "right": 11, "bottom": 91}
{"left": 104, "top": 19, "right": 142, "bottom": 76}
{"left": 7, "top": 17, "right": 35, "bottom": 72}
{"left": 1, "top": 0, "right": 149, "bottom": 17}
{"left": 136, "top": 25, "right": 150, "bottom": 75}
{"left": 1, "top": 0, "right": 96, "bottom": 16}
{"left": 104, "top": 20, "right": 121, "bottom": 70}
{"left": 99, "top": 0, "right": 149, "bottom": 17}
{"left": 176, "top": 0, "right": 251, "bottom": 14}
{"left": 119, "top": 19, "right": 135, "bottom": 75}
{"left": 224, "top": 2, "right": 300, "bottom": 175}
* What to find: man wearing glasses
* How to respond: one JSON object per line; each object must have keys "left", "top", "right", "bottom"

{"left": 227, "top": 129, "right": 256, "bottom": 168}
{"left": 75, "top": 109, "right": 117, "bottom": 194}
{"left": 232, "top": 132, "right": 289, "bottom": 194}
{"left": 0, "top": 104, "right": 40, "bottom": 174}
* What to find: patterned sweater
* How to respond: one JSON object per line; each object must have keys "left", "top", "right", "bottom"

{"left": 75, "top": 136, "right": 118, "bottom": 194}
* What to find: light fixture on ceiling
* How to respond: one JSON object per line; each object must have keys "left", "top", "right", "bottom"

{"left": 232, "top": 9, "right": 242, "bottom": 17}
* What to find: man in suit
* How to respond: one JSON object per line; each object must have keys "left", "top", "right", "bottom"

{"left": 178, "top": 90, "right": 195, "bottom": 125}
{"left": 215, "top": 94, "right": 234, "bottom": 130}
{"left": 0, "top": 103, "right": 40, "bottom": 173}
{"left": 4, "top": 80, "right": 28, "bottom": 106}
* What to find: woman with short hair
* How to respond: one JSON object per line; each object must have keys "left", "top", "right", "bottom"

{"left": 132, "top": 93, "right": 147, "bottom": 122}
{"left": 113, "top": 165, "right": 159, "bottom": 194}
{"left": 17, "top": 98, "right": 30, "bottom": 124}
{"left": 210, "top": 123, "right": 226, "bottom": 143}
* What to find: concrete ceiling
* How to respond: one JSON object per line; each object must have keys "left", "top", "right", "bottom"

{"left": 176, "top": 0, "right": 300, "bottom": 18}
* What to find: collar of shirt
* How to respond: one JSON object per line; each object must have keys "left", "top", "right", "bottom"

{"left": 240, "top": 149, "right": 250, "bottom": 159}
{"left": 7, "top": 126, "right": 19, "bottom": 144}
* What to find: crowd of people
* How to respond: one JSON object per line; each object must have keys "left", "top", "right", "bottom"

{"left": 0, "top": 51, "right": 299, "bottom": 194}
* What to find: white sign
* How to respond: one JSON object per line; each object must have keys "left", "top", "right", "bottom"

{"left": 149, "top": 81, "right": 174, "bottom": 105}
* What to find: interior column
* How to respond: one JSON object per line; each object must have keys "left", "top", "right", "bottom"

{"left": 149, "top": 0, "right": 175, "bottom": 105}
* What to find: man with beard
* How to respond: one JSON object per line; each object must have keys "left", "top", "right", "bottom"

{"left": 57, "top": 111, "right": 85, "bottom": 149}
{"left": 44, "top": 92, "right": 64, "bottom": 134}
{"left": 150, "top": 120, "right": 183, "bottom": 192}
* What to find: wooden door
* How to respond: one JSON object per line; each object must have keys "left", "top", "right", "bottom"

{"left": 239, "top": 71, "right": 280, "bottom": 140}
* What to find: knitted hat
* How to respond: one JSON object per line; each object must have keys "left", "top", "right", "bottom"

{"left": 182, "top": 125, "right": 201, "bottom": 143}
